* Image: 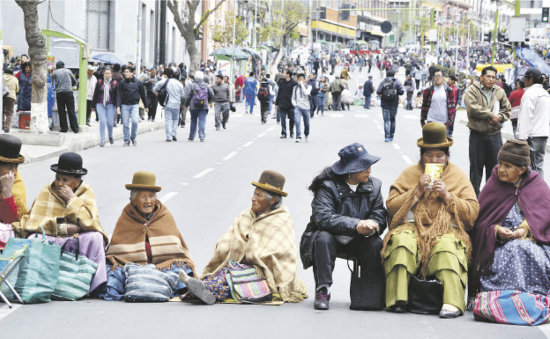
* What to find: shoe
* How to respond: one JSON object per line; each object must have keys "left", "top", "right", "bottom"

{"left": 60, "top": 130, "right": 68, "bottom": 133}
{"left": 222, "top": 122, "right": 226, "bottom": 129}
{"left": 290, "top": 133, "right": 294, "bottom": 138}
{"left": 172, "top": 136, "right": 177, "bottom": 141}
{"left": 100, "top": 142, "right": 105, "bottom": 147}
{"left": 439, "top": 304, "right": 462, "bottom": 319}
{"left": 124, "top": 141, "right": 130, "bottom": 147}
{"left": 384, "top": 138, "right": 390, "bottom": 142}
{"left": 188, "top": 138, "right": 194, "bottom": 142}
{"left": 280, "top": 135, "right": 287, "bottom": 139}
{"left": 200, "top": 139, "right": 205, "bottom": 142}
{"left": 86, "top": 122, "right": 91, "bottom": 127}
{"left": 131, "top": 138, "right": 137, "bottom": 146}
{"left": 109, "top": 137, "right": 114, "bottom": 145}
{"left": 314, "top": 288, "right": 330, "bottom": 310}
{"left": 178, "top": 270, "right": 216, "bottom": 305}
{"left": 216, "top": 127, "right": 220, "bottom": 131}
{"left": 305, "top": 135, "right": 308, "bottom": 142}
{"left": 295, "top": 138, "right": 301, "bottom": 143}
{"left": 165, "top": 139, "right": 172, "bottom": 142}
{"left": 387, "top": 303, "right": 407, "bottom": 313}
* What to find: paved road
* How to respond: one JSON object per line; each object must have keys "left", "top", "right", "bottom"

{"left": 2, "top": 71, "right": 548, "bottom": 338}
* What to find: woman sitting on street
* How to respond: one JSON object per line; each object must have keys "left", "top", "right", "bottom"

{"left": 382, "top": 122, "right": 479, "bottom": 318}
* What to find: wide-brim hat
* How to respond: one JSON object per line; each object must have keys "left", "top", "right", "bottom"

{"left": 417, "top": 122, "right": 453, "bottom": 149}
{"left": 125, "top": 171, "right": 162, "bottom": 192}
{"left": 331, "top": 143, "right": 380, "bottom": 175}
{"left": 50, "top": 152, "right": 87, "bottom": 176}
{"left": 252, "top": 170, "right": 288, "bottom": 197}
{"left": 0, "top": 135, "right": 25, "bottom": 164}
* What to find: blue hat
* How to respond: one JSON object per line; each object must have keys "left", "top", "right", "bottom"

{"left": 331, "top": 143, "right": 380, "bottom": 175}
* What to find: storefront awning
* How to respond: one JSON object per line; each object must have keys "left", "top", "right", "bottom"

{"left": 312, "top": 20, "right": 356, "bottom": 39}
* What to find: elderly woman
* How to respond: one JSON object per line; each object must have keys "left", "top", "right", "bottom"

{"left": 300, "top": 143, "right": 387, "bottom": 311}
{"left": 0, "top": 135, "right": 27, "bottom": 226}
{"left": 14, "top": 152, "right": 107, "bottom": 293}
{"left": 470, "top": 140, "right": 550, "bottom": 306}
{"left": 382, "top": 122, "right": 479, "bottom": 318}
{"left": 179, "top": 170, "right": 307, "bottom": 304}
{"left": 101, "top": 171, "right": 196, "bottom": 300}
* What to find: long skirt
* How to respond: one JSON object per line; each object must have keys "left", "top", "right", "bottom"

{"left": 383, "top": 225, "right": 468, "bottom": 313}
{"left": 27, "top": 231, "right": 107, "bottom": 292}
{"left": 481, "top": 239, "right": 550, "bottom": 295}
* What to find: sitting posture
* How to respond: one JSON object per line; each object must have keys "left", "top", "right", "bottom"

{"left": 382, "top": 122, "right": 479, "bottom": 318}
{"left": 103, "top": 171, "right": 196, "bottom": 300}
{"left": 180, "top": 170, "right": 307, "bottom": 304}
{"left": 0, "top": 135, "right": 27, "bottom": 225}
{"left": 14, "top": 152, "right": 108, "bottom": 293}
{"left": 300, "top": 143, "right": 387, "bottom": 311}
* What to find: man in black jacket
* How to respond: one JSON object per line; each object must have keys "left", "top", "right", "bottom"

{"left": 116, "top": 66, "right": 148, "bottom": 146}
{"left": 275, "top": 69, "right": 297, "bottom": 139}
{"left": 363, "top": 75, "right": 374, "bottom": 109}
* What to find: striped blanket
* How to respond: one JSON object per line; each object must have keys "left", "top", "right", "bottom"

{"left": 474, "top": 290, "right": 550, "bottom": 326}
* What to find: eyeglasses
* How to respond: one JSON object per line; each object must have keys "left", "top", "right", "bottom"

{"left": 433, "top": 74, "right": 443, "bottom": 78}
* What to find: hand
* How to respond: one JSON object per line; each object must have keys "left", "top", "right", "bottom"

{"left": 364, "top": 219, "right": 379, "bottom": 234}
{"left": 496, "top": 226, "right": 514, "bottom": 241}
{"left": 116, "top": 107, "right": 121, "bottom": 115}
{"left": 416, "top": 173, "right": 431, "bottom": 198}
{"left": 356, "top": 220, "right": 371, "bottom": 235}
{"left": 65, "top": 223, "right": 80, "bottom": 235}
{"left": 512, "top": 228, "right": 527, "bottom": 239}
{"left": 432, "top": 179, "right": 451, "bottom": 203}
{"left": 0, "top": 171, "right": 15, "bottom": 199}
{"left": 490, "top": 114, "right": 501, "bottom": 124}
{"left": 54, "top": 185, "right": 76, "bottom": 202}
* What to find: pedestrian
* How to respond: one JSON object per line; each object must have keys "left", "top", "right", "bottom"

{"left": 211, "top": 74, "right": 230, "bottom": 130}
{"left": 266, "top": 74, "right": 277, "bottom": 117}
{"left": 257, "top": 78, "right": 272, "bottom": 124}
{"left": 154, "top": 67, "right": 185, "bottom": 142}
{"left": 224, "top": 75, "right": 235, "bottom": 128}
{"left": 363, "top": 75, "right": 374, "bottom": 109}
{"left": 447, "top": 75, "right": 460, "bottom": 136}
{"left": 376, "top": 69, "right": 404, "bottom": 142}
{"left": 329, "top": 54, "right": 337, "bottom": 75}
{"left": 116, "top": 66, "right": 148, "bottom": 146}
{"left": 329, "top": 76, "right": 345, "bottom": 111}
{"left": 306, "top": 73, "right": 319, "bottom": 118}
{"left": 234, "top": 73, "right": 245, "bottom": 102}
{"left": 464, "top": 65, "right": 511, "bottom": 195}
{"left": 86, "top": 65, "right": 97, "bottom": 126}
{"left": 243, "top": 72, "right": 258, "bottom": 114}
{"left": 414, "top": 66, "right": 422, "bottom": 90}
{"left": 508, "top": 79, "right": 524, "bottom": 138}
{"left": 52, "top": 61, "right": 79, "bottom": 133}
{"left": 143, "top": 67, "right": 160, "bottom": 122}
{"left": 15, "top": 62, "right": 32, "bottom": 112}
{"left": 404, "top": 74, "right": 416, "bottom": 110}
{"left": 517, "top": 68, "right": 550, "bottom": 178}
{"left": 184, "top": 71, "right": 214, "bottom": 142}
{"left": 316, "top": 77, "right": 328, "bottom": 116}
{"left": 291, "top": 73, "right": 312, "bottom": 143}
{"left": 275, "top": 69, "right": 297, "bottom": 139}
{"left": 3, "top": 67, "right": 19, "bottom": 133}
{"left": 420, "top": 68, "right": 456, "bottom": 137}
{"left": 91, "top": 67, "right": 117, "bottom": 147}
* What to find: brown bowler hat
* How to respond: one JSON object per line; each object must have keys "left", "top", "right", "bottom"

{"left": 251, "top": 170, "right": 288, "bottom": 197}
{"left": 125, "top": 171, "right": 162, "bottom": 192}
{"left": 417, "top": 122, "right": 453, "bottom": 149}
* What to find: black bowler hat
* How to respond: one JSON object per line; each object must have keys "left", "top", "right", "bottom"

{"left": 331, "top": 143, "right": 380, "bottom": 175}
{"left": 50, "top": 152, "right": 88, "bottom": 176}
{"left": 0, "top": 135, "right": 25, "bottom": 164}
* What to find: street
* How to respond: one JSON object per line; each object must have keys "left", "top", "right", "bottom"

{"left": 1, "top": 91, "right": 548, "bottom": 338}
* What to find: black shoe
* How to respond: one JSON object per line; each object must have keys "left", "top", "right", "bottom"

{"left": 131, "top": 138, "right": 137, "bottom": 146}
{"left": 280, "top": 135, "right": 287, "bottom": 139}
{"left": 124, "top": 140, "right": 130, "bottom": 147}
{"left": 172, "top": 136, "right": 177, "bottom": 141}
{"left": 290, "top": 133, "right": 294, "bottom": 138}
{"left": 188, "top": 138, "right": 194, "bottom": 142}
{"left": 314, "top": 288, "right": 330, "bottom": 310}
{"left": 165, "top": 139, "right": 172, "bottom": 142}
{"left": 222, "top": 122, "right": 226, "bottom": 129}
{"left": 387, "top": 302, "right": 407, "bottom": 313}
{"left": 109, "top": 137, "right": 114, "bottom": 145}
{"left": 439, "top": 308, "right": 462, "bottom": 319}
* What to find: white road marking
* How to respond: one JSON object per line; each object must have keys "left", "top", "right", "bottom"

{"left": 223, "top": 151, "right": 238, "bottom": 160}
{"left": 267, "top": 127, "right": 276, "bottom": 132}
{"left": 231, "top": 114, "right": 244, "bottom": 118}
{"left": 393, "top": 144, "right": 401, "bottom": 150}
{"left": 257, "top": 132, "right": 266, "bottom": 138}
{"left": 243, "top": 141, "right": 254, "bottom": 148}
{"left": 354, "top": 114, "right": 369, "bottom": 118}
{"left": 402, "top": 155, "right": 413, "bottom": 165}
{"left": 330, "top": 113, "right": 344, "bottom": 118}
{"left": 160, "top": 192, "right": 178, "bottom": 203}
{"left": 0, "top": 304, "right": 21, "bottom": 321}
{"left": 237, "top": 147, "right": 242, "bottom": 151}
{"left": 215, "top": 162, "right": 222, "bottom": 165}
{"left": 193, "top": 168, "right": 214, "bottom": 179}
{"left": 181, "top": 182, "right": 189, "bottom": 186}
{"left": 402, "top": 115, "right": 417, "bottom": 120}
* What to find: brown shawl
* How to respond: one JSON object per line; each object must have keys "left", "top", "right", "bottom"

{"left": 382, "top": 162, "right": 479, "bottom": 277}
{"left": 106, "top": 200, "right": 196, "bottom": 274}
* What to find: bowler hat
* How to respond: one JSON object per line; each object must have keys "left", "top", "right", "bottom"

{"left": 331, "top": 143, "right": 380, "bottom": 175}
{"left": 252, "top": 170, "right": 288, "bottom": 197}
{"left": 50, "top": 152, "right": 87, "bottom": 176}
{"left": 0, "top": 135, "right": 25, "bottom": 164}
{"left": 417, "top": 122, "right": 453, "bottom": 149}
{"left": 125, "top": 171, "right": 162, "bottom": 192}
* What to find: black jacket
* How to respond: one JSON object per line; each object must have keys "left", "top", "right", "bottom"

{"left": 363, "top": 80, "right": 374, "bottom": 96}
{"left": 116, "top": 77, "right": 148, "bottom": 108}
{"left": 275, "top": 78, "right": 297, "bottom": 110}
{"left": 299, "top": 177, "right": 387, "bottom": 269}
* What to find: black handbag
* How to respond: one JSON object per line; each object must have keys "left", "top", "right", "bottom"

{"left": 407, "top": 275, "right": 443, "bottom": 314}
{"left": 349, "top": 259, "right": 384, "bottom": 310}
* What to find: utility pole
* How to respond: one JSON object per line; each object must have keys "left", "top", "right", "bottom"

{"left": 253, "top": 0, "right": 258, "bottom": 49}
{"left": 491, "top": 5, "right": 499, "bottom": 65}
{"left": 159, "top": 0, "right": 166, "bottom": 66}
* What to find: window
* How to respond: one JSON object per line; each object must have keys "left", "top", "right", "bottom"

{"left": 86, "top": 0, "right": 110, "bottom": 50}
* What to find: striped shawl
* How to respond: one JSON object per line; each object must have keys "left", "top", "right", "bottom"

{"left": 202, "top": 206, "right": 308, "bottom": 303}
{"left": 106, "top": 200, "right": 196, "bottom": 273}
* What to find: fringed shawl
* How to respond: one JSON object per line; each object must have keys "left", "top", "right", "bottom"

{"left": 201, "top": 206, "right": 308, "bottom": 303}
{"left": 106, "top": 200, "right": 196, "bottom": 274}
{"left": 382, "top": 162, "right": 479, "bottom": 277}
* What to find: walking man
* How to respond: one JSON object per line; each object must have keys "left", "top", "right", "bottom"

{"left": 363, "top": 75, "right": 374, "bottom": 109}
{"left": 154, "top": 68, "right": 184, "bottom": 142}
{"left": 464, "top": 65, "right": 511, "bottom": 195}
{"left": 52, "top": 61, "right": 79, "bottom": 133}
{"left": 116, "top": 66, "right": 148, "bottom": 146}
{"left": 420, "top": 68, "right": 456, "bottom": 136}
{"left": 307, "top": 73, "right": 319, "bottom": 118}
{"left": 329, "top": 76, "right": 345, "bottom": 111}
{"left": 376, "top": 70, "right": 404, "bottom": 142}
{"left": 211, "top": 74, "right": 230, "bottom": 130}
{"left": 292, "top": 73, "right": 312, "bottom": 143}
{"left": 184, "top": 71, "right": 214, "bottom": 142}
{"left": 517, "top": 68, "right": 550, "bottom": 178}
{"left": 275, "top": 69, "right": 297, "bottom": 139}
{"left": 144, "top": 67, "right": 161, "bottom": 122}
{"left": 243, "top": 72, "right": 258, "bottom": 114}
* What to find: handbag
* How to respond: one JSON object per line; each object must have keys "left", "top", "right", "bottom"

{"left": 51, "top": 237, "right": 98, "bottom": 301}
{"left": 349, "top": 259, "right": 384, "bottom": 310}
{"left": 226, "top": 259, "right": 272, "bottom": 303}
{"left": 407, "top": 275, "right": 443, "bottom": 314}
{"left": 14, "top": 227, "right": 61, "bottom": 303}
{"left": 474, "top": 290, "right": 550, "bottom": 326}
{"left": 229, "top": 103, "right": 236, "bottom": 112}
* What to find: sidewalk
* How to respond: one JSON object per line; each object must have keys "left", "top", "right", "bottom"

{"left": 9, "top": 120, "right": 165, "bottom": 164}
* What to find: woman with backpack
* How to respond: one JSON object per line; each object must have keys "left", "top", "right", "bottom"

{"left": 92, "top": 67, "right": 118, "bottom": 147}
{"left": 257, "top": 78, "right": 272, "bottom": 124}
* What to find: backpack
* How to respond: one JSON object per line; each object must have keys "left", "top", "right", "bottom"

{"left": 157, "top": 79, "right": 170, "bottom": 107}
{"left": 191, "top": 83, "right": 209, "bottom": 107}
{"left": 257, "top": 86, "right": 269, "bottom": 101}
{"left": 381, "top": 78, "right": 397, "bottom": 103}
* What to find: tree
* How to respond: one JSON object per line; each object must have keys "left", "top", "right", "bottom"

{"left": 258, "top": 1, "right": 307, "bottom": 74}
{"left": 168, "top": 0, "right": 226, "bottom": 75}
{"left": 211, "top": 11, "right": 247, "bottom": 47}
{"left": 15, "top": 0, "right": 49, "bottom": 133}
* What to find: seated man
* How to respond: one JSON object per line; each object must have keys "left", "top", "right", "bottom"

{"left": 14, "top": 152, "right": 107, "bottom": 293}
{"left": 102, "top": 171, "right": 196, "bottom": 300}
{"left": 0, "top": 134, "right": 27, "bottom": 225}
{"left": 179, "top": 170, "right": 308, "bottom": 304}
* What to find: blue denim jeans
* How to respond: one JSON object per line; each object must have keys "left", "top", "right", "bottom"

{"left": 294, "top": 106, "right": 310, "bottom": 139}
{"left": 317, "top": 94, "right": 326, "bottom": 114}
{"left": 269, "top": 95, "right": 274, "bottom": 113}
{"left": 364, "top": 94, "right": 371, "bottom": 109}
{"left": 244, "top": 92, "right": 255, "bottom": 114}
{"left": 382, "top": 107, "right": 398, "bottom": 139}
{"left": 121, "top": 104, "right": 139, "bottom": 141}
{"left": 279, "top": 108, "right": 295, "bottom": 137}
{"left": 189, "top": 109, "right": 208, "bottom": 141}
{"left": 96, "top": 103, "right": 115, "bottom": 143}
{"left": 164, "top": 106, "right": 179, "bottom": 139}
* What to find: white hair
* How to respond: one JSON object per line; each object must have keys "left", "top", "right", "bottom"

{"left": 194, "top": 71, "right": 204, "bottom": 80}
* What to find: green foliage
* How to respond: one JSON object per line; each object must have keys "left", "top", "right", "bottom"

{"left": 211, "top": 11, "right": 248, "bottom": 46}
{"left": 258, "top": 1, "right": 307, "bottom": 47}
